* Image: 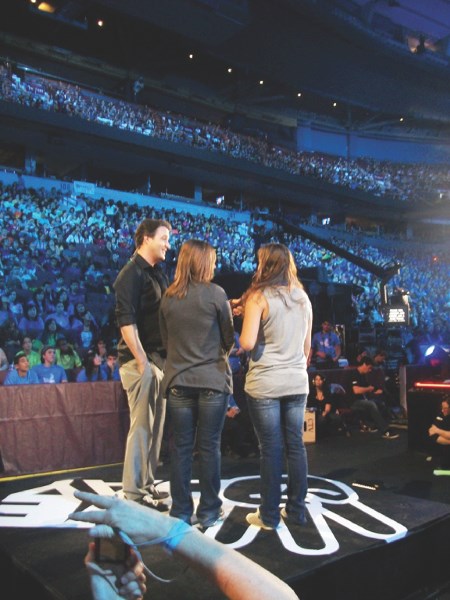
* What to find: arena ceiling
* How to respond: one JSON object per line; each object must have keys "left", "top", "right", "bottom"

{"left": 3, "top": 0, "right": 450, "bottom": 125}
{"left": 0, "top": 0, "right": 449, "bottom": 224}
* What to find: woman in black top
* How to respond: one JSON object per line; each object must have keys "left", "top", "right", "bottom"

{"left": 308, "top": 373, "right": 345, "bottom": 437}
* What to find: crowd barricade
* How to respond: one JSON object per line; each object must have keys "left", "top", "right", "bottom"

{"left": 0, "top": 381, "right": 129, "bottom": 476}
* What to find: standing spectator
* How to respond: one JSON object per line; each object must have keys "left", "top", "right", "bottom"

{"left": 235, "top": 243, "right": 312, "bottom": 529}
{"left": 31, "top": 345, "right": 68, "bottom": 383}
{"left": 4, "top": 351, "right": 39, "bottom": 386}
{"left": 159, "top": 239, "right": 235, "bottom": 528}
{"left": 309, "top": 320, "right": 341, "bottom": 369}
{"left": 114, "top": 218, "right": 171, "bottom": 509}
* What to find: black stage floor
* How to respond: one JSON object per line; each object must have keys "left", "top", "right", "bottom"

{"left": 0, "top": 430, "right": 449, "bottom": 600}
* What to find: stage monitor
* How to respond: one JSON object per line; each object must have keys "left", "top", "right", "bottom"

{"left": 383, "top": 304, "right": 409, "bottom": 326}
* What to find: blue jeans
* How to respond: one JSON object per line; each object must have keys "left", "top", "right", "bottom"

{"left": 351, "top": 397, "right": 388, "bottom": 433}
{"left": 247, "top": 393, "right": 308, "bottom": 528}
{"left": 168, "top": 386, "right": 228, "bottom": 527}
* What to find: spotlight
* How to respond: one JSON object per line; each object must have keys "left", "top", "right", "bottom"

{"left": 423, "top": 345, "right": 450, "bottom": 378}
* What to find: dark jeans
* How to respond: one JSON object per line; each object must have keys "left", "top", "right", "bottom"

{"left": 168, "top": 386, "right": 228, "bottom": 527}
{"left": 352, "top": 397, "right": 388, "bottom": 433}
{"left": 247, "top": 393, "right": 308, "bottom": 528}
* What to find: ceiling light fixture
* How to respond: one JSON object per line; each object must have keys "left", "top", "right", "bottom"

{"left": 37, "top": 2, "right": 56, "bottom": 13}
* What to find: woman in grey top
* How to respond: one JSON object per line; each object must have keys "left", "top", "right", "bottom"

{"left": 234, "top": 243, "right": 312, "bottom": 530}
{"left": 160, "top": 239, "right": 235, "bottom": 528}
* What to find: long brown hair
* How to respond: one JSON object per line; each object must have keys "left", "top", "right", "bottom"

{"left": 242, "top": 243, "right": 303, "bottom": 305}
{"left": 165, "top": 239, "right": 216, "bottom": 299}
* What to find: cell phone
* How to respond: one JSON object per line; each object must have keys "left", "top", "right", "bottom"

{"left": 94, "top": 537, "right": 130, "bottom": 564}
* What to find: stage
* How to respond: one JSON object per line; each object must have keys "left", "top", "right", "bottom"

{"left": 0, "top": 430, "right": 449, "bottom": 600}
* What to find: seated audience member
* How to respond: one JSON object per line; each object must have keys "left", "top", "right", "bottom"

{"left": 1, "top": 317, "right": 22, "bottom": 362}
{"left": 65, "top": 258, "right": 83, "bottom": 283}
{"left": 21, "top": 335, "right": 41, "bottom": 367}
{"left": 32, "top": 287, "right": 52, "bottom": 318}
{"left": 55, "top": 335, "right": 82, "bottom": 380}
{"left": 354, "top": 346, "right": 369, "bottom": 366}
{"left": 99, "top": 347, "right": 120, "bottom": 381}
{"left": 309, "top": 320, "right": 341, "bottom": 369}
{"left": 0, "top": 295, "right": 13, "bottom": 328}
{"left": 0, "top": 345, "right": 9, "bottom": 371}
{"left": 31, "top": 345, "right": 68, "bottom": 383}
{"left": 373, "top": 349, "right": 388, "bottom": 367}
{"left": 41, "top": 317, "right": 61, "bottom": 347}
{"left": 45, "top": 300, "right": 71, "bottom": 336}
{"left": 18, "top": 301, "right": 45, "bottom": 340}
{"left": 40, "top": 281, "right": 58, "bottom": 313}
{"left": 350, "top": 357, "right": 399, "bottom": 440}
{"left": 76, "top": 316, "right": 98, "bottom": 353}
{"left": 369, "top": 348, "right": 402, "bottom": 418}
{"left": 69, "top": 490, "right": 300, "bottom": 600}
{"left": 56, "top": 289, "right": 75, "bottom": 316}
{"left": 96, "top": 338, "right": 108, "bottom": 364}
{"left": 76, "top": 349, "right": 105, "bottom": 382}
{"left": 95, "top": 273, "right": 114, "bottom": 295}
{"left": 428, "top": 397, "right": 450, "bottom": 474}
{"left": 8, "top": 289, "right": 23, "bottom": 320}
{"left": 4, "top": 351, "right": 39, "bottom": 385}
{"left": 72, "top": 302, "right": 98, "bottom": 328}
{"left": 307, "top": 373, "right": 347, "bottom": 437}
{"left": 67, "top": 279, "right": 86, "bottom": 307}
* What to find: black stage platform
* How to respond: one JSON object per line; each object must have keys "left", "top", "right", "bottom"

{"left": 0, "top": 431, "right": 449, "bottom": 600}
